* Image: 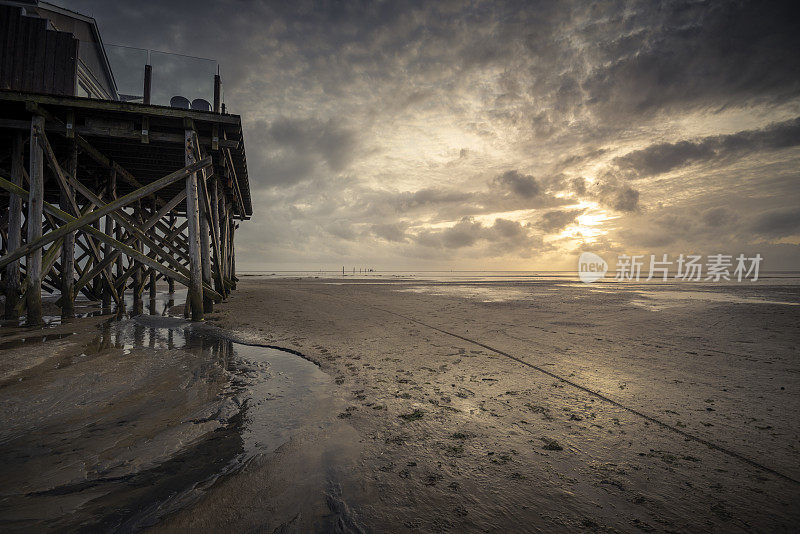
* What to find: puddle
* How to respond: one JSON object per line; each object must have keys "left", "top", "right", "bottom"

{"left": 0, "top": 331, "right": 76, "bottom": 350}
{"left": 0, "top": 291, "right": 353, "bottom": 532}
{"left": 395, "top": 284, "right": 542, "bottom": 303}
{"left": 629, "top": 289, "right": 800, "bottom": 311}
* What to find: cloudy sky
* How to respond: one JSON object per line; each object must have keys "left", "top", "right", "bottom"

{"left": 64, "top": 0, "right": 800, "bottom": 271}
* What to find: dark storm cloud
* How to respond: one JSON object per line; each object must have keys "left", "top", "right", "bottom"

{"left": 267, "top": 118, "right": 358, "bottom": 172}
{"left": 582, "top": 1, "right": 800, "bottom": 117}
{"left": 613, "top": 118, "right": 800, "bottom": 177}
{"left": 537, "top": 209, "right": 584, "bottom": 233}
{"left": 371, "top": 222, "right": 409, "bottom": 243}
{"left": 492, "top": 170, "right": 541, "bottom": 198}
{"left": 246, "top": 118, "right": 358, "bottom": 187}
{"left": 750, "top": 208, "right": 800, "bottom": 238}
{"left": 413, "top": 217, "right": 542, "bottom": 252}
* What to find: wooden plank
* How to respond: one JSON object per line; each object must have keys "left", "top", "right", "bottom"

{"left": 26, "top": 115, "right": 44, "bottom": 325}
{"left": 4, "top": 132, "right": 23, "bottom": 319}
{"left": 0, "top": 90, "right": 243, "bottom": 125}
{"left": 42, "top": 30, "right": 56, "bottom": 94}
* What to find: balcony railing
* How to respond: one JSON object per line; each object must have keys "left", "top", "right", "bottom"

{"left": 104, "top": 44, "right": 222, "bottom": 111}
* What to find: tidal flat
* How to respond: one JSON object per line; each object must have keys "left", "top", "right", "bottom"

{"left": 1, "top": 276, "right": 798, "bottom": 532}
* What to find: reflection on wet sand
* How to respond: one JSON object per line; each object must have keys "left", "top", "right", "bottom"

{"left": 0, "top": 290, "right": 351, "bottom": 533}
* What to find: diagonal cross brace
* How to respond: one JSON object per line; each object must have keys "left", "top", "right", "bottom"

{"left": 0, "top": 176, "right": 224, "bottom": 302}
{"left": 0, "top": 156, "right": 212, "bottom": 270}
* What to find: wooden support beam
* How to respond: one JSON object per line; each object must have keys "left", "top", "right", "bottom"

{"left": 26, "top": 115, "right": 45, "bottom": 325}
{"left": 60, "top": 141, "right": 77, "bottom": 318}
{"left": 102, "top": 169, "right": 116, "bottom": 311}
{"left": 185, "top": 129, "right": 204, "bottom": 321}
{"left": 198, "top": 165, "right": 213, "bottom": 312}
{"left": 230, "top": 220, "right": 237, "bottom": 288}
{"left": 75, "top": 189, "right": 186, "bottom": 294}
{"left": 0, "top": 178, "right": 223, "bottom": 302}
{"left": 167, "top": 213, "right": 176, "bottom": 294}
{"left": 132, "top": 201, "right": 143, "bottom": 315}
{"left": 4, "top": 133, "right": 24, "bottom": 320}
{"left": 37, "top": 128, "right": 120, "bottom": 306}
{"left": 210, "top": 177, "right": 224, "bottom": 297}
{"left": 0, "top": 156, "right": 213, "bottom": 270}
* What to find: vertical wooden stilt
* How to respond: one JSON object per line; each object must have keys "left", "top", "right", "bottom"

{"left": 115, "top": 214, "right": 126, "bottom": 312}
{"left": 4, "top": 133, "right": 24, "bottom": 320}
{"left": 185, "top": 130, "right": 204, "bottom": 321}
{"left": 148, "top": 200, "right": 156, "bottom": 312}
{"left": 167, "top": 213, "right": 176, "bottom": 293}
{"left": 26, "top": 115, "right": 45, "bottom": 326}
{"left": 132, "top": 200, "right": 143, "bottom": 315}
{"left": 210, "top": 178, "right": 223, "bottom": 297}
{"left": 230, "top": 220, "right": 236, "bottom": 289}
{"left": 199, "top": 171, "right": 213, "bottom": 313}
{"left": 221, "top": 201, "right": 229, "bottom": 294}
{"left": 60, "top": 141, "right": 78, "bottom": 318}
{"left": 101, "top": 169, "right": 116, "bottom": 312}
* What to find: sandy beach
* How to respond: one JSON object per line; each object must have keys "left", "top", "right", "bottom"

{"left": 1, "top": 276, "right": 798, "bottom": 532}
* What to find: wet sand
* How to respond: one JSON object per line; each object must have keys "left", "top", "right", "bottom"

{"left": 200, "top": 276, "right": 799, "bottom": 532}
{"left": 1, "top": 277, "right": 799, "bottom": 532}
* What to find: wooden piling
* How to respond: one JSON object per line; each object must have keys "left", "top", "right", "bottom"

{"left": 168, "top": 212, "right": 176, "bottom": 294}
{"left": 26, "top": 115, "right": 45, "bottom": 326}
{"left": 101, "top": 169, "right": 116, "bottom": 312}
{"left": 185, "top": 130, "right": 204, "bottom": 321}
{"left": 230, "top": 221, "right": 236, "bottom": 289}
{"left": 210, "top": 178, "right": 223, "bottom": 297}
{"left": 4, "top": 133, "right": 24, "bottom": 320}
{"left": 199, "top": 169, "right": 213, "bottom": 312}
{"left": 132, "top": 200, "right": 144, "bottom": 315}
{"left": 60, "top": 141, "right": 78, "bottom": 318}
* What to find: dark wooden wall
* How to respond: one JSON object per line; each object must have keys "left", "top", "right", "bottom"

{"left": 0, "top": 5, "right": 78, "bottom": 96}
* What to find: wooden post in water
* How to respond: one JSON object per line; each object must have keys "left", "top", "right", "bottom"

{"left": 185, "top": 129, "right": 204, "bottom": 321}
{"left": 26, "top": 116, "right": 45, "bottom": 325}
{"left": 60, "top": 141, "right": 78, "bottom": 318}
{"left": 4, "top": 133, "right": 24, "bottom": 320}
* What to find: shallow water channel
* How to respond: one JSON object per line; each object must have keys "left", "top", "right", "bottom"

{"left": 0, "top": 291, "right": 358, "bottom": 532}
